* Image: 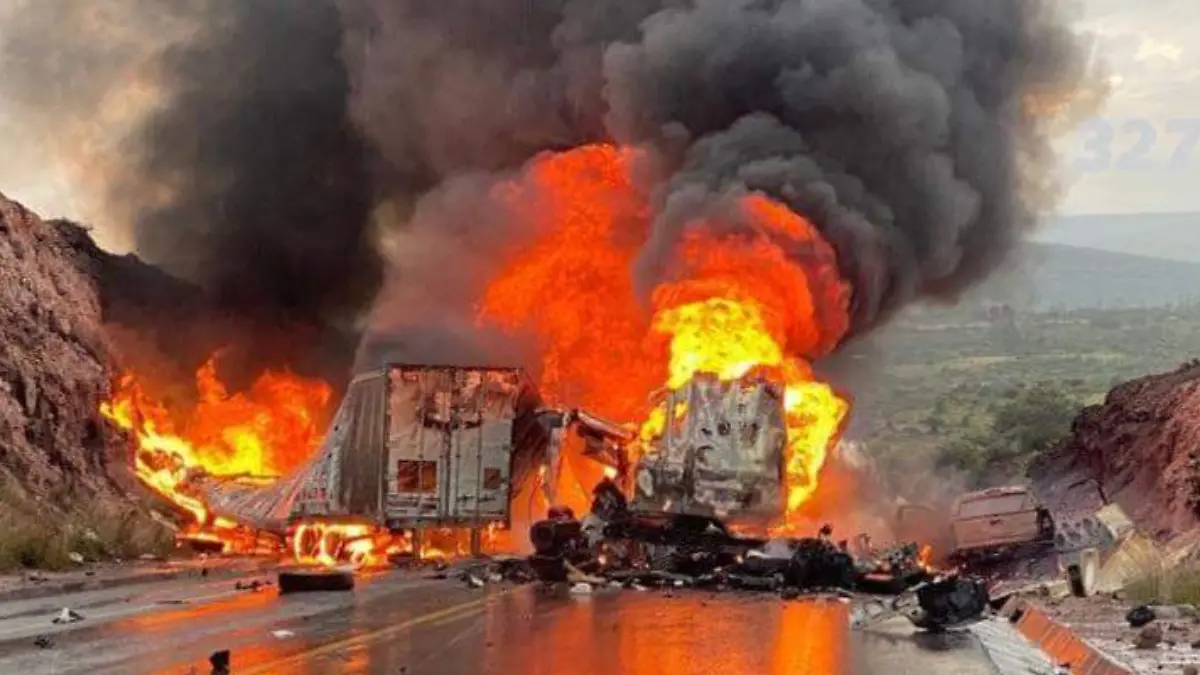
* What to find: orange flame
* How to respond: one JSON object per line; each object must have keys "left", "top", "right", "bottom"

{"left": 100, "top": 355, "right": 332, "bottom": 543}
{"left": 479, "top": 144, "right": 852, "bottom": 522}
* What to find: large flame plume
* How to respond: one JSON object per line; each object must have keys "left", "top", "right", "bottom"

{"left": 479, "top": 144, "right": 852, "bottom": 523}
{"left": 100, "top": 356, "right": 332, "bottom": 545}
{"left": 100, "top": 356, "right": 506, "bottom": 564}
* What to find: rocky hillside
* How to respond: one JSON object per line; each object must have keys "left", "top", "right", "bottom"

{"left": 1030, "top": 361, "right": 1200, "bottom": 539}
{"left": 0, "top": 193, "right": 225, "bottom": 509}
{"left": 0, "top": 193, "right": 123, "bottom": 500}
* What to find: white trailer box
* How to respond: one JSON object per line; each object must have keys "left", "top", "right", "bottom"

{"left": 190, "top": 364, "right": 548, "bottom": 533}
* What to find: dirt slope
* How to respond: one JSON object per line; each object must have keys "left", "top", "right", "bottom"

{"left": 0, "top": 193, "right": 224, "bottom": 505}
{"left": 1030, "top": 361, "right": 1200, "bottom": 538}
{"left": 0, "top": 194, "right": 122, "bottom": 499}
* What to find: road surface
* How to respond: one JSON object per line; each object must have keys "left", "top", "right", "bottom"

{"left": 0, "top": 568, "right": 1005, "bottom": 674}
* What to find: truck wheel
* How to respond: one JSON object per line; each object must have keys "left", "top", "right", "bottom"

{"left": 293, "top": 524, "right": 323, "bottom": 561}
{"left": 278, "top": 566, "right": 355, "bottom": 594}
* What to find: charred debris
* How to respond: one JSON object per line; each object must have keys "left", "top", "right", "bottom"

{"left": 452, "top": 478, "right": 989, "bottom": 632}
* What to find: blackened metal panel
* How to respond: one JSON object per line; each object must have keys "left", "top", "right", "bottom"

{"left": 336, "top": 370, "right": 388, "bottom": 517}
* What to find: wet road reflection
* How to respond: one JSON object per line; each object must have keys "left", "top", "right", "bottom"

{"left": 0, "top": 572, "right": 994, "bottom": 675}
{"left": 341, "top": 589, "right": 852, "bottom": 675}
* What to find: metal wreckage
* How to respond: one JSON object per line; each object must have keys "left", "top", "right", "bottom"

{"left": 517, "top": 373, "right": 990, "bottom": 632}
{"left": 175, "top": 364, "right": 989, "bottom": 630}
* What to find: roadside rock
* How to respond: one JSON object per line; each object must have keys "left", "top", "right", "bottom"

{"left": 1134, "top": 623, "right": 1163, "bottom": 649}
{"left": 0, "top": 193, "right": 237, "bottom": 526}
{"left": 0, "top": 194, "right": 119, "bottom": 501}
{"left": 1128, "top": 605, "right": 1157, "bottom": 628}
{"left": 1030, "top": 361, "right": 1200, "bottom": 537}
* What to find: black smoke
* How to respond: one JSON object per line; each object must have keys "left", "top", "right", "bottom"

{"left": 1, "top": 0, "right": 1099, "bottom": 375}
{"left": 1, "top": 0, "right": 380, "bottom": 378}
{"left": 349, "top": 0, "right": 1099, "bottom": 363}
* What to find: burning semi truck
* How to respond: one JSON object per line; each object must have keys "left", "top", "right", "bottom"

{"left": 176, "top": 364, "right": 558, "bottom": 563}
{"left": 110, "top": 358, "right": 811, "bottom": 564}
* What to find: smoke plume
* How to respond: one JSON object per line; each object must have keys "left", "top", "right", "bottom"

{"left": 1, "top": 0, "right": 380, "bottom": 376}
{"left": 352, "top": 0, "right": 1101, "bottom": 364}
{"left": 2, "top": 0, "right": 1101, "bottom": 377}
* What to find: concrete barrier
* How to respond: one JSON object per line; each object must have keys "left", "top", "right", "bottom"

{"left": 1095, "top": 532, "right": 1162, "bottom": 594}
{"left": 1061, "top": 548, "right": 1100, "bottom": 597}
{"left": 1012, "top": 602, "right": 1133, "bottom": 675}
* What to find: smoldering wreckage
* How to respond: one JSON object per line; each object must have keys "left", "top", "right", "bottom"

{"left": 125, "top": 363, "right": 992, "bottom": 634}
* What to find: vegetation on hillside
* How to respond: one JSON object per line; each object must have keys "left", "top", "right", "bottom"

{"left": 859, "top": 301, "right": 1200, "bottom": 497}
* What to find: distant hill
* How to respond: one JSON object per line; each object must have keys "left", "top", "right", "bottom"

{"left": 975, "top": 242, "right": 1200, "bottom": 310}
{"left": 1034, "top": 212, "right": 1200, "bottom": 264}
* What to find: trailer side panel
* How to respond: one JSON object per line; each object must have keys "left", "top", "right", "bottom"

{"left": 385, "top": 365, "right": 533, "bottom": 527}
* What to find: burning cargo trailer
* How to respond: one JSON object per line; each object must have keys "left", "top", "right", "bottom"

{"left": 632, "top": 373, "right": 787, "bottom": 525}
{"left": 182, "top": 364, "right": 551, "bottom": 561}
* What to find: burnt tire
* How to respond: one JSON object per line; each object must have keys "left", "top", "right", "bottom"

{"left": 278, "top": 566, "right": 355, "bottom": 594}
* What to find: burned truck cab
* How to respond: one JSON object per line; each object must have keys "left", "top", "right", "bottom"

{"left": 632, "top": 373, "right": 787, "bottom": 524}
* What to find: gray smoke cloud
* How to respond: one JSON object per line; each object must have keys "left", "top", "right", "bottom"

{"left": 1, "top": 0, "right": 380, "bottom": 377}
{"left": 1, "top": 0, "right": 1101, "bottom": 377}
{"left": 350, "top": 0, "right": 1101, "bottom": 365}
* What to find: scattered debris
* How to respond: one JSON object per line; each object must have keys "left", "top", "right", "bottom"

{"left": 52, "top": 608, "right": 84, "bottom": 625}
{"left": 468, "top": 484, "right": 992, "bottom": 631}
{"left": 1134, "top": 623, "right": 1164, "bottom": 650}
{"left": 33, "top": 635, "right": 54, "bottom": 649}
{"left": 67, "top": 552, "right": 85, "bottom": 565}
{"left": 209, "top": 649, "right": 231, "bottom": 675}
{"left": 271, "top": 630, "right": 295, "bottom": 639}
{"left": 907, "top": 576, "right": 991, "bottom": 631}
{"left": 235, "top": 579, "right": 270, "bottom": 592}
{"left": 1149, "top": 604, "right": 1197, "bottom": 620}
{"left": 1128, "top": 605, "right": 1157, "bottom": 628}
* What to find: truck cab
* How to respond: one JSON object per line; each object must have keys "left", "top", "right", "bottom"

{"left": 947, "top": 485, "right": 1054, "bottom": 566}
{"left": 631, "top": 373, "right": 786, "bottom": 523}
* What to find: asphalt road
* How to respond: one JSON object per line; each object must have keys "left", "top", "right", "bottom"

{"left": 0, "top": 569, "right": 1000, "bottom": 675}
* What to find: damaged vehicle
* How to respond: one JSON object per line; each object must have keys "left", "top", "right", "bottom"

{"left": 524, "top": 482, "right": 987, "bottom": 632}
{"left": 632, "top": 373, "right": 786, "bottom": 524}
{"left": 946, "top": 485, "right": 1054, "bottom": 569}
{"left": 177, "top": 364, "right": 557, "bottom": 562}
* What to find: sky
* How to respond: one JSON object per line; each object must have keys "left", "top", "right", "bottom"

{"left": 0, "top": 0, "right": 1197, "bottom": 251}
{"left": 1056, "top": 0, "right": 1200, "bottom": 215}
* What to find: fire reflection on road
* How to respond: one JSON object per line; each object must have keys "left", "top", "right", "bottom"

{"left": 365, "top": 590, "right": 853, "bottom": 675}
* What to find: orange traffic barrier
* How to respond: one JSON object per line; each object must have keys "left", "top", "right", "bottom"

{"left": 1013, "top": 603, "right": 1133, "bottom": 675}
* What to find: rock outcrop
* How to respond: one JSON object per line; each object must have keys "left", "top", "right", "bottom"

{"left": 1030, "top": 361, "right": 1200, "bottom": 539}
{"left": 0, "top": 193, "right": 121, "bottom": 498}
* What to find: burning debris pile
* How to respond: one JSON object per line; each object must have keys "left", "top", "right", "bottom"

{"left": 99, "top": 356, "right": 333, "bottom": 552}
{"left": 464, "top": 475, "right": 989, "bottom": 632}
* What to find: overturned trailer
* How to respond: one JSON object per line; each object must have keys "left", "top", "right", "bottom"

{"left": 184, "top": 364, "right": 552, "bottom": 557}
